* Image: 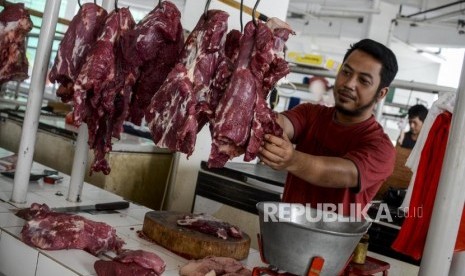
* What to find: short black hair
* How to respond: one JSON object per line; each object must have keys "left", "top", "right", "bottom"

{"left": 408, "top": 104, "right": 428, "bottom": 122}
{"left": 343, "top": 39, "right": 398, "bottom": 90}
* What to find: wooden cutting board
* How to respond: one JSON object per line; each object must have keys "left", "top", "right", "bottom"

{"left": 142, "top": 211, "right": 251, "bottom": 260}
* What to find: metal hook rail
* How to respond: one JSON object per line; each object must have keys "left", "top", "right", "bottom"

{"left": 240, "top": 0, "right": 244, "bottom": 32}
{"left": 218, "top": 0, "right": 268, "bottom": 23}
{"left": 252, "top": 0, "right": 261, "bottom": 26}
{"left": 204, "top": 0, "right": 211, "bottom": 19}
{"left": 77, "top": 0, "right": 97, "bottom": 9}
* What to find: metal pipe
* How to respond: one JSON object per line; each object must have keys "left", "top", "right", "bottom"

{"left": 319, "top": 6, "right": 380, "bottom": 14}
{"left": 289, "top": 66, "right": 456, "bottom": 94}
{"left": 163, "top": 152, "right": 180, "bottom": 210}
{"left": 417, "top": 9, "right": 465, "bottom": 23}
{"left": 67, "top": 124, "right": 89, "bottom": 202}
{"left": 403, "top": 0, "right": 465, "bottom": 18}
{"left": 11, "top": 0, "right": 62, "bottom": 204}
{"left": 375, "top": 97, "right": 385, "bottom": 122}
{"left": 419, "top": 53, "right": 465, "bottom": 275}
{"left": 450, "top": 251, "right": 465, "bottom": 276}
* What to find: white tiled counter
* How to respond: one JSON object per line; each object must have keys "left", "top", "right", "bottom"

{"left": 0, "top": 147, "right": 419, "bottom": 276}
{"left": 0, "top": 148, "right": 264, "bottom": 276}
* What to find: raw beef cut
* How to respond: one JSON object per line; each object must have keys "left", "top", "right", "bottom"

{"left": 147, "top": 10, "right": 229, "bottom": 156}
{"left": 94, "top": 249, "right": 166, "bottom": 276}
{"left": 208, "top": 22, "right": 257, "bottom": 168}
{"left": 94, "top": 261, "right": 157, "bottom": 276}
{"left": 245, "top": 19, "right": 294, "bottom": 161}
{"left": 121, "top": 1, "right": 184, "bottom": 125}
{"left": 197, "top": 29, "right": 242, "bottom": 131}
{"left": 20, "top": 203, "right": 124, "bottom": 255}
{"left": 180, "top": 256, "right": 251, "bottom": 276}
{"left": 48, "top": 3, "right": 107, "bottom": 103}
{"left": 0, "top": 3, "right": 32, "bottom": 85}
{"left": 114, "top": 249, "right": 165, "bottom": 274}
{"left": 16, "top": 202, "right": 51, "bottom": 221}
{"left": 73, "top": 8, "right": 135, "bottom": 174}
{"left": 208, "top": 19, "right": 293, "bottom": 167}
{"left": 147, "top": 64, "right": 198, "bottom": 155}
{"left": 177, "top": 214, "right": 242, "bottom": 240}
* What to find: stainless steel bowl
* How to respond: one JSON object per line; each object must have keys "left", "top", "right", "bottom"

{"left": 257, "top": 202, "right": 371, "bottom": 276}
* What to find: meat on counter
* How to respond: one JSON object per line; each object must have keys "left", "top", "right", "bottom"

{"left": 0, "top": 3, "right": 32, "bottom": 85}
{"left": 177, "top": 214, "right": 243, "bottom": 240}
{"left": 180, "top": 256, "right": 251, "bottom": 276}
{"left": 94, "top": 249, "right": 166, "bottom": 276}
{"left": 19, "top": 203, "right": 124, "bottom": 255}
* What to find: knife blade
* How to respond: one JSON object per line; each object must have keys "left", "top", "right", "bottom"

{"left": 52, "top": 201, "right": 130, "bottom": 213}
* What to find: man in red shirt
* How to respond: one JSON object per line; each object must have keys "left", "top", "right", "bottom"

{"left": 259, "top": 39, "right": 398, "bottom": 216}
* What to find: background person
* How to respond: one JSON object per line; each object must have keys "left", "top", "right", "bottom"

{"left": 397, "top": 104, "right": 429, "bottom": 149}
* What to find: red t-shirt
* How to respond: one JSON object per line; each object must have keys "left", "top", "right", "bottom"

{"left": 282, "top": 103, "right": 395, "bottom": 216}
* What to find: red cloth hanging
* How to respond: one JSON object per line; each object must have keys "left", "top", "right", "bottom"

{"left": 391, "top": 112, "right": 465, "bottom": 260}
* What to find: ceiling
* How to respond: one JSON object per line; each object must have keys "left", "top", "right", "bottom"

{"left": 286, "top": 0, "right": 465, "bottom": 48}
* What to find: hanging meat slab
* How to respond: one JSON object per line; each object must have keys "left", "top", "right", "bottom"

{"left": 121, "top": 1, "right": 184, "bottom": 125}
{"left": 208, "top": 22, "right": 258, "bottom": 168}
{"left": 147, "top": 10, "right": 229, "bottom": 156}
{"left": 208, "top": 19, "right": 294, "bottom": 167}
{"left": 197, "top": 29, "right": 242, "bottom": 132}
{"left": 245, "top": 19, "right": 294, "bottom": 161}
{"left": 48, "top": 3, "right": 107, "bottom": 103}
{"left": 0, "top": 3, "right": 32, "bottom": 85}
{"left": 73, "top": 8, "right": 136, "bottom": 174}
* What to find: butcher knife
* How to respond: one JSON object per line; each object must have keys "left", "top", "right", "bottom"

{"left": 52, "top": 201, "right": 130, "bottom": 213}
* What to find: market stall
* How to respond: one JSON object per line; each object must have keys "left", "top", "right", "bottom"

{"left": 1, "top": 0, "right": 465, "bottom": 275}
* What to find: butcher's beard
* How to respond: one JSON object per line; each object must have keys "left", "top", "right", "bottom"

{"left": 335, "top": 94, "right": 378, "bottom": 117}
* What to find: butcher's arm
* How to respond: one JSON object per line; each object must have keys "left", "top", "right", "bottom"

{"left": 263, "top": 114, "right": 358, "bottom": 189}
{"left": 276, "top": 113, "right": 294, "bottom": 140}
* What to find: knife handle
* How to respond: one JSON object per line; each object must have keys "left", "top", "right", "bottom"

{"left": 95, "top": 201, "right": 129, "bottom": 211}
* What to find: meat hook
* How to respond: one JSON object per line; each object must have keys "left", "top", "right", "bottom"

{"left": 115, "top": 0, "right": 119, "bottom": 11}
{"left": 159, "top": 0, "right": 162, "bottom": 6}
{"left": 240, "top": 0, "right": 244, "bottom": 32}
{"left": 252, "top": 0, "right": 261, "bottom": 26}
{"left": 77, "top": 0, "right": 82, "bottom": 9}
{"left": 204, "top": 0, "right": 212, "bottom": 19}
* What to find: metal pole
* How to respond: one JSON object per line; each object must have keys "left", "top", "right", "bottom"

{"left": 289, "top": 66, "right": 456, "bottom": 94}
{"left": 375, "top": 97, "right": 385, "bottom": 122}
{"left": 450, "top": 251, "right": 465, "bottom": 276}
{"left": 419, "top": 54, "right": 465, "bottom": 275}
{"left": 11, "top": 0, "right": 62, "bottom": 203}
{"left": 67, "top": 124, "right": 89, "bottom": 202}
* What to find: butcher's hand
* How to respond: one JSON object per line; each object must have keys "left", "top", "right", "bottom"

{"left": 259, "top": 134, "right": 295, "bottom": 171}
